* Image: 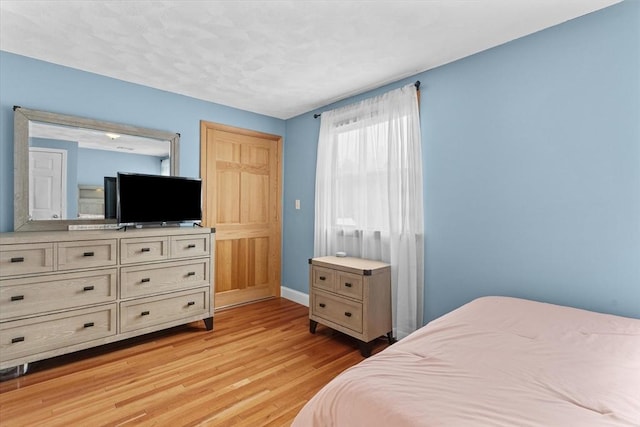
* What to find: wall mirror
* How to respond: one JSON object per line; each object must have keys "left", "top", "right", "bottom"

{"left": 14, "top": 106, "right": 180, "bottom": 231}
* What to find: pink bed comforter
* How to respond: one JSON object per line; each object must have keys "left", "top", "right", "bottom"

{"left": 292, "top": 296, "right": 640, "bottom": 426}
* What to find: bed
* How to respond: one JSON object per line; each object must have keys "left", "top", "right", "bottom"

{"left": 292, "top": 296, "right": 640, "bottom": 426}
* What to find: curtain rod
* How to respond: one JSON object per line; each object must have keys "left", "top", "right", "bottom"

{"left": 313, "top": 80, "right": 421, "bottom": 119}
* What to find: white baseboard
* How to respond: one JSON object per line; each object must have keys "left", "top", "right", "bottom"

{"left": 281, "top": 286, "right": 309, "bottom": 307}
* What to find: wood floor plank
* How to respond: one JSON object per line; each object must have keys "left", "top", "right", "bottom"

{"left": 0, "top": 298, "right": 390, "bottom": 426}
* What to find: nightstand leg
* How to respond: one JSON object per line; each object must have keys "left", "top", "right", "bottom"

{"left": 357, "top": 340, "right": 373, "bottom": 357}
{"left": 387, "top": 332, "right": 396, "bottom": 344}
{"left": 310, "top": 319, "right": 318, "bottom": 334}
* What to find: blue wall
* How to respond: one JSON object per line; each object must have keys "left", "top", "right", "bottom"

{"left": 283, "top": 1, "right": 640, "bottom": 322}
{"left": 1, "top": 2, "right": 638, "bottom": 324}
{"left": 77, "top": 148, "right": 163, "bottom": 186}
{"left": 0, "top": 51, "right": 286, "bottom": 231}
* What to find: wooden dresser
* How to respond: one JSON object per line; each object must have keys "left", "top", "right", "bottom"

{"left": 0, "top": 227, "right": 214, "bottom": 372}
{"left": 308, "top": 256, "right": 393, "bottom": 357}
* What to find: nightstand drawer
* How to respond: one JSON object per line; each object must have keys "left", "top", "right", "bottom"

{"left": 335, "top": 271, "right": 363, "bottom": 300}
{"left": 0, "top": 304, "right": 117, "bottom": 361}
{"left": 120, "top": 259, "right": 209, "bottom": 298}
{"left": 312, "top": 290, "right": 363, "bottom": 333}
{"left": 57, "top": 240, "right": 117, "bottom": 270}
{"left": 0, "top": 243, "right": 54, "bottom": 278}
{"left": 120, "top": 288, "right": 209, "bottom": 333}
{"left": 311, "top": 266, "right": 335, "bottom": 292}
{"left": 120, "top": 236, "right": 169, "bottom": 264}
{"left": 0, "top": 268, "right": 117, "bottom": 320}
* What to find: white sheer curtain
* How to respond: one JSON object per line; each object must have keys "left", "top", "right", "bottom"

{"left": 314, "top": 83, "right": 424, "bottom": 339}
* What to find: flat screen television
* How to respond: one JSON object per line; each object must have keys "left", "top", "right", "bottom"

{"left": 116, "top": 172, "right": 202, "bottom": 226}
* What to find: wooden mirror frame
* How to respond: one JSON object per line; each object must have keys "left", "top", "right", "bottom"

{"left": 13, "top": 106, "right": 180, "bottom": 231}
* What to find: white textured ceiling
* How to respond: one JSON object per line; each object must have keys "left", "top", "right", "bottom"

{"left": 0, "top": 0, "right": 621, "bottom": 119}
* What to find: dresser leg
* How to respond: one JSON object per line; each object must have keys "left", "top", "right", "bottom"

{"left": 0, "top": 363, "right": 28, "bottom": 381}
{"left": 203, "top": 317, "right": 214, "bottom": 331}
{"left": 309, "top": 319, "right": 318, "bottom": 334}
{"left": 357, "top": 340, "right": 373, "bottom": 357}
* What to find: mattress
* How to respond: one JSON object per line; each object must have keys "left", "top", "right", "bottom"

{"left": 292, "top": 296, "right": 640, "bottom": 426}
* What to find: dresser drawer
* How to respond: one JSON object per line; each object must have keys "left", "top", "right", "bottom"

{"left": 335, "top": 271, "right": 363, "bottom": 300}
{"left": 120, "top": 259, "right": 210, "bottom": 298}
{"left": 57, "top": 240, "right": 117, "bottom": 270}
{"left": 0, "top": 243, "right": 54, "bottom": 278}
{"left": 120, "top": 288, "right": 209, "bottom": 333}
{"left": 120, "top": 236, "right": 169, "bottom": 264}
{"left": 0, "top": 268, "right": 117, "bottom": 320}
{"left": 312, "top": 290, "right": 363, "bottom": 333}
{"left": 311, "top": 266, "right": 335, "bottom": 292}
{"left": 0, "top": 304, "right": 117, "bottom": 361}
{"left": 170, "top": 234, "right": 210, "bottom": 259}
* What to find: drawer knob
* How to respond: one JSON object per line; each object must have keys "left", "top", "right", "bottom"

{"left": 141, "top": 278, "right": 151, "bottom": 283}
{"left": 187, "top": 244, "right": 196, "bottom": 249}
{"left": 10, "top": 295, "right": 25, "bottom": 301}
{"left": 10, "top": 257, "right": 25, "bottom": 263}
{"left": 344, "top": 282, "right": 352, "bottom": 288}
{"left": 11, "top": 337, "right": 25, "bottom": 344}
{"left": 83, "top": 286, "right": 95, "bottom": 291}
{"left": 319, "top": 276, "right": 326, "bottom": 281}
{"left": 344, "top": 312, "right": 352, "bottom": 317}
{"left": 84, "top": 322, "right": 95, "bottom": 328}
{"left": 141, "top": 247, "right": 151, "bottom": 252}
{"left": 319, "top": 303, "right": 326, "bottom": 308}
{"left": 187, "top": 301, "right": 196, "bottom": 306}
{"left": 141, "top": 311, "right": 150, "bottom": 316}
{"left": 187, "top": 271, "right": 196, "bottom": 277}
{"left": 83, "top": 251, "right": 95, "bottom": 257}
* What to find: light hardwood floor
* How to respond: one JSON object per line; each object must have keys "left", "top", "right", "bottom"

{"left": 0, "top": 298, "right": 390, "bottom": 426}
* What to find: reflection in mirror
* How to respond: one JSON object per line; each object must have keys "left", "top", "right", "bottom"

{"left": 14, "top": 107, "right": 179, "bottom": 231}
{"left": 29, "top": 122, "right": 171, "bottom": 220}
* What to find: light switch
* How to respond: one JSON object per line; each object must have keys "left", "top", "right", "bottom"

{"left": 295, "top": 199, "right": 301, "bottom": 210}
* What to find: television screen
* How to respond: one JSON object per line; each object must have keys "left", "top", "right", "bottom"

{"left": 117, "top": 173, "right": 202, "bottom": 225}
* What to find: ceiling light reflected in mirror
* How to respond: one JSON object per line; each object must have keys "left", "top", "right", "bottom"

{"left": 29, "top": 121, "right": 170, "bottom": 157}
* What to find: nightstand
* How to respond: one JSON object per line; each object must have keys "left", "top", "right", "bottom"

{"left": 308, "top": 256, "right": 394, "bottom": 357}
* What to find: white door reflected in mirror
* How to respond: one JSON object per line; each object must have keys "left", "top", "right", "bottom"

{"left": 29, "top": 147, "right": 66, "bottom": 220}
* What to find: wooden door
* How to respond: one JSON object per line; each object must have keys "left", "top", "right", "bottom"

{"left": 200, "top": 121, "right": 282, "bottom": 310}
{"left": 29, "top": 147, "right": 67, "bottom": 220}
